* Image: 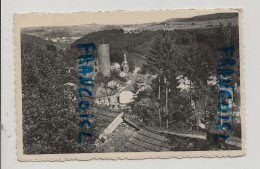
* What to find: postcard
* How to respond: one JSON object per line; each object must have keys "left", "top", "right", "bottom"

{"left": 14, "top": 9, "right": 245, "bottom": 161}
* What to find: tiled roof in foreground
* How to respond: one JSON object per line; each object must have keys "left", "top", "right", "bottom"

{"left": 124, "top": 128, "right": 171, "bottom": 152}
{"left": 89, "top": 107, "right": 122, "bottom": 137}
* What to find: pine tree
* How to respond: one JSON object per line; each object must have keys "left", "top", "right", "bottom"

{"left": 143, "top": 34, "right": 180, "bottom": 128}
{"left": 176, "top": 42, "right": 218, "bottom": 128}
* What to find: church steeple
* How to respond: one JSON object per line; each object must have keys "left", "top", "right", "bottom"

{"left": 122, "top": 53, "right": 129, "bottom": 73}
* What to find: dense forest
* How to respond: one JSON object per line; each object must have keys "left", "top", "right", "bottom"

{"left": 72, "top": 23, "right": 240, "bottom": 85}
{"left": 72, "top": 24, "right": 239, "bottom": 73}
{"left": 72, "top": 24, "right": 240, "bottom": 135}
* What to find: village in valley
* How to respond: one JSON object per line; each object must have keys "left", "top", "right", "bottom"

{"left": 21, "top": 12, "right": 242, "bottom": 154}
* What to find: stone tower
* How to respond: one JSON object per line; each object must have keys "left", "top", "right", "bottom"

{"left": 97, "top": 44, "right": 111, "bottom": 76}
{"left": 122, "top": 54, "right": 129, "bottom": 73}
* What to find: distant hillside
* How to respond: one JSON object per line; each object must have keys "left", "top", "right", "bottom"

{"left": 72, "top": 24, "right": 239, "bottom": 71}
{"left": 136, "top": 13, "right": 238, "bottom": 31}
{"left": 176, "top": 13, "right": 238, "bottom": 22}
{"left": 21, "top": 24, "right": 105, "bottom": 39}
{"left": 21, "top": 33, "right": 55, "bottom": 50}
{"left": 100, "top": 25, "right": 122, "bottom": 30}
{"left": 72, "top": 29, "right": 158, "bottom": 56}
{"left": 21, "top": 12, "right": 239, "bottom": 44}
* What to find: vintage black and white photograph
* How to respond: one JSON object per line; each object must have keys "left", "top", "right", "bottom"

{"left": 15, "top": 9, "right": 245, "bottom": 159}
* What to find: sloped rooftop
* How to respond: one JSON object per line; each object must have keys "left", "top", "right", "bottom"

{"left": 89, "top": 107, "right": 122, "bottom": 137}
{"left": 124, "top": 128, "right": 171, "bottom": 152}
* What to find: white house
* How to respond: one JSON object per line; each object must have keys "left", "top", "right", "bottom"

{"left": 119, "top": 91, "right": 134, "bottom": 104}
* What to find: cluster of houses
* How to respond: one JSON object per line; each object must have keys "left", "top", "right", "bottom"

{"left": 44, "top": 36, "right": 72, "bottom": 43}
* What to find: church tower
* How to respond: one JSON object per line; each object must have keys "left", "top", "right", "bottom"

{"left": 122, "top": 54, "right": 129, "bottom": 73}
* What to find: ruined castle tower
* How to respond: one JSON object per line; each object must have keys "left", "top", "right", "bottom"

{"left": 97, "top": 44, "right": 111, "bottom": 76}
{"left": 122, "top": 54, "right": 129, "bottom": 73}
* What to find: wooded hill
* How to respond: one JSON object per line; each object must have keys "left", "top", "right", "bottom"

{"left": 71, "top": 25, "right": 239, "bottom": 78}
{"left": 176, "top": 12, "right": 238, "bottom": 22}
